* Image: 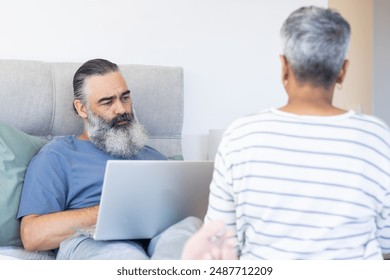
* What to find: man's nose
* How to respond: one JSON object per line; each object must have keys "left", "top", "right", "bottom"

{"left": 114, "top": 101, "right": 126, "bottom": 115}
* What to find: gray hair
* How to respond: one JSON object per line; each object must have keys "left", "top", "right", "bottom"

{"left": 280, "top": 6, "right": 351, "bottom": 88}
{"left": 73, "top": 58, "right": 119, "bottom": 114}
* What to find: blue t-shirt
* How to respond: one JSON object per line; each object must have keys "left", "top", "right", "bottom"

{"left": 17, "top": 136, "right": 166, "bottom": 218}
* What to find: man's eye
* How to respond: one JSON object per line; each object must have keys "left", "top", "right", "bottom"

{"left": 102, "top": 101, "right": 112, "bottom": 106}
{"left": 122, "top": 96, "right": 131, "bottom": 102}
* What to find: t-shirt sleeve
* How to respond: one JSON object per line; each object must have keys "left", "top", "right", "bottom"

{"left": 378, "top": 192, "right": 390, "bottom": 255}
{"left": 17, "top": 151, "right": 69, "bottom": 218}
{"left": 204, "top": 135, "right": 238, "bottom": 242}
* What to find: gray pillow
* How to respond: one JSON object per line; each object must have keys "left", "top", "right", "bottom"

{"left": 0, "top": 123, "right": 46, "bottom": 246}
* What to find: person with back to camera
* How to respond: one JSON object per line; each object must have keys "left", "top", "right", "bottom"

{"left": 17, "top": 58, "right": 202, "bottom": 259}
{"left": 182, "top": 6, "right": 390, "bottom": 260}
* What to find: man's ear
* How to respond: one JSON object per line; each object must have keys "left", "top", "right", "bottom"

{"left": 280, "top": 55, "right": 289, "bottom": 84}
{"left": 73, "top": 100, "right": 88, "bottom": 119}
{"left": 336, "top": 59, "right": 349, "bottom": 84}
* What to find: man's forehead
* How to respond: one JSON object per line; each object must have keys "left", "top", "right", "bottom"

{"left": 85, "top": 72, "right": 128, "bottom": 98}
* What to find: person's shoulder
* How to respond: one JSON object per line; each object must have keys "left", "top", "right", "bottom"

{"left": 26, "top": 136, "right": 76, "bottom": 170}
{"left": 138, "top": 145, "right": 167, "bottom": 160}
{"left": 39, "top": 135, "right": 76, "bottom": 153}
{"left": 350, "top": 112, "right": 390, "bottom": 133}
{"left": 33, "top": 136, "right": 79, "bottom": 164}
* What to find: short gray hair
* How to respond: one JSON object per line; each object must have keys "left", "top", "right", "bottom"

{"left": 280, "top": 6, "right": 351, "bottom": 88}
{"left": 73, "top": 58, "right": 119, "bottom": 114}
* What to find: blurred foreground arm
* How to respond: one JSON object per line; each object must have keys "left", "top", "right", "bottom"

{"left": 182, "top": 220, "right": 238, "bottom": 260}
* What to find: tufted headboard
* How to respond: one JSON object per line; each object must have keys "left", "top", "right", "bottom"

{"left": 0, "top": 60, "right": 184, "bottom": 158}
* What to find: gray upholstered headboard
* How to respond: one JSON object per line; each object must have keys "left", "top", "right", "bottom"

{"left": 0, "top": 60, "right": 184, "bottom": 158}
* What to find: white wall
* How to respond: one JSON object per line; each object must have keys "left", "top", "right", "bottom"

{"left": 329, "top": 0, "right": 373, "bottom": 115}
{"left": 0, "top": 0, "right": 327, "bottom": 159}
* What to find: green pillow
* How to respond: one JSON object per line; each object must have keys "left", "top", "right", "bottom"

{"left": 0, "top": 123, "right": 46, "bottom": 246}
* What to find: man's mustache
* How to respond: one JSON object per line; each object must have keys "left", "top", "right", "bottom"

{"left": 110, "top": 113, "right": 133, "bottom": 128}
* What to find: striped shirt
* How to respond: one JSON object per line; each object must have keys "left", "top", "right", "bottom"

{"left": 205, "top": 108, "right": 390, "bottom": 259}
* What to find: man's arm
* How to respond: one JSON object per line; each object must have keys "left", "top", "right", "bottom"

{"left": 20, "top": 205, "right": 98, "bottom": 252}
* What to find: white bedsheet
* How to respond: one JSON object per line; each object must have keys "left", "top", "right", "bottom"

{"left": 0, "top": 246, "right": 55, "bottom": 260}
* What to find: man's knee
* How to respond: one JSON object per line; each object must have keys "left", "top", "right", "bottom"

{"left": 149, "top": 216, "right": 203, "bottom": 259}
{"left": 174, "top": 216, "right": 203, "bottom": 233}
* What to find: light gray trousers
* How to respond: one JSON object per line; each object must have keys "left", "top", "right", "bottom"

{"left": 56, "top": 216, "right": 202, "bottom": 260}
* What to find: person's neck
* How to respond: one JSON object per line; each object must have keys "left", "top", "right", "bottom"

{"left": 279, "top": 82, "right": 346, "bottom": 116}
{"left": 77, "top": 131, "right": 90, "bottom": 141}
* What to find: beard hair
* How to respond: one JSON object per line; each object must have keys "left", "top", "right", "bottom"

{"left": 86, "top": 110, "right": 148, "bottom": 158}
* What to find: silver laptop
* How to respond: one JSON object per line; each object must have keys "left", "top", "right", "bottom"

{"left": 79, "top": 160, "right": 214, "bottom": 241}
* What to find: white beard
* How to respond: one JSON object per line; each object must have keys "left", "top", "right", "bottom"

{"left": 86, "top": 111, "right": 148, "bottom": 158}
